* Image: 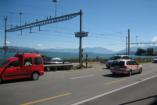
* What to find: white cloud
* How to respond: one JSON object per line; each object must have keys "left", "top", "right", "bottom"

{"left": 6, "top": 41, "right": 11, "bottom": 44}
{"left": 37, "top": 44, "right": 42, "bottom": 47}
{"left": 152, "top": 37, "right": 157, "bottom": 42}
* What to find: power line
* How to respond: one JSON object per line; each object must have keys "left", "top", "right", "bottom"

{"left": 45, "top": 27, "right": 125, "bottom": 39}
{"left": 130, "top": 42, "right": 157, "bottom": 45}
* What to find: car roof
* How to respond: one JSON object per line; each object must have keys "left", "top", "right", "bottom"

{"left": 7, "top": 57, "right": 19, "bottom": 62}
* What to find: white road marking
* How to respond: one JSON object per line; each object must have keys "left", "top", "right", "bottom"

{"left": 70, "top": 74, "right": 95, "bottom": 80}
{"left": 71, "top": 74, "right": 157, "bottom": 105}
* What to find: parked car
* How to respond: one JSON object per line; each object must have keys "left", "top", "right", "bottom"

{"left": 51, "top": 57, "right": 63, "bottom": 64}
{"left": 0, "top": 53, "right": 44, "bottom": 83}
{"left": 110, "top": 59, "right": 142, "bottom": 76}
{"left": 44, "top": 57, "right": 70, "bottom": 64}
{"left": 106, "top": 55, "right": 130, "bottom": 69}
{"left": 152, "top": 56, "right": 157, "bottom": 63}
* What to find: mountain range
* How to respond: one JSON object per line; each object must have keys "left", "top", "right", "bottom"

{"left": 1, "top": 46, "right": 157, "bottom": 59}
{"left": 42, "top": 47, "right": 115, "bottom": 54}
{"left": 0, "top": 46, "right": 115, "bottom": 59}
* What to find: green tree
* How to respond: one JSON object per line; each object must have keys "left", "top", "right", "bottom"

{"left": 147, "top": 48, "right": 154, "bottom": 56}
{"left": 135, "top": 48, "right": 146, "bottom": 56}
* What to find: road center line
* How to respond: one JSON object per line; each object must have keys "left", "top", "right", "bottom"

{"left": 21, "top": 92, "right": 72, "bottom": 105}
{"left": 71, "top": 74, "right": 157, "bottom": 105}
{"left": 70, "top": 74, "right": 95, "bottom": 80}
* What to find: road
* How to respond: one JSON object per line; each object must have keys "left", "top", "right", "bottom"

{"left": 79, "top": 75, "right": 157, "bottom": 105}
{"left": 0, "top": 63, "right": 157, "bottom": 105}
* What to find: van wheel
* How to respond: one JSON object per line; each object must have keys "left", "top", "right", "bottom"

{"left": 112, "top": 72, "right": 116, "bottom": 76}
{"left": 106, "top": 65, "right": 110, "bottom": 69}
{"left": 139, "top": 68, "right": 142, "bottom": 74}
{"left": 32, "top": 72, "right": 39, "bottom": 80}
{"left": 0, "top": 78, "right": 3, "bottom": 84}
{"left": 128, "top": 70, "right": 132, "bottom": 76}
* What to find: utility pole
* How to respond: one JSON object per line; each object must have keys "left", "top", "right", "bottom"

{"left": 19, "top": 12, "right": 23, "bottom": 35}
{"left": 52, "top": 0, "right": 58, "bottom": 17}
{"left": 75, "top": 10, "right": 88, "bottom": 68}
{"left": 80, "top": 10, "right": 83, "bottom": 67}
{"left": 5, "top": 10, "right": 86, "bottom": 67}
{"left": 128, "top": 29, "right": 130, "bottom": 55}
{"left": 126, "top": 36, "right": 128, "bottom": 55}
{"left": 85, "top": 53, "right": 88, "bottom": 68}
{"left": 4, "top": 17, "right": 7, "bottom": 59}
{"left": 19, "top": 12, "right": 22, "bottom": 26}
{"left": 136, "top": 35, "right": 139, "bottom": 48}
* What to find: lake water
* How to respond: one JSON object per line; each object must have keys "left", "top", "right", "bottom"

{"left": 0, "top": 51, "right": 154, "bottom": 61}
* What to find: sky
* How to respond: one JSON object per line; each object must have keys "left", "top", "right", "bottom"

{"left": 1, "top": 0, "right": 157, "bottom": 51}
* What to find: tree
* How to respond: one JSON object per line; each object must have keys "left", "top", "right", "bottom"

{"left": 135, "top": 48, "right": 146, "bottom": 56}
{"left": 147, "top": 48, "right": 154, "bottom": 56}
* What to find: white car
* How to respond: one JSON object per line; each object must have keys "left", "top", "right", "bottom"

{"left": 110, "top": 59, "right": 142, "bottom": 76}
{"left": 49, "top": 57, "right": 64, "bottom": 64}
{"left": 152, "top": 57, "right": 157, "bottom": 63}
{"left": 106, "top": 55, "right": 130, "bottom": 69}
{"left": 44, "top": 57, "right": 64, "bottom": 64}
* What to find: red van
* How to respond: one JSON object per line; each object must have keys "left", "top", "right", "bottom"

{"left": 0, "top": 53, "right": 44, "bottom": 83}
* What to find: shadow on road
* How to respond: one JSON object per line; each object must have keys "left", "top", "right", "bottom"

{"left": 119, "top": 95, "right": 157, "bottom": 105}
{"left": 102, "top": 74, "right": 127, "bottom": 78}
{"left": 1, "top": 79, "right": 32, "bottom": 85}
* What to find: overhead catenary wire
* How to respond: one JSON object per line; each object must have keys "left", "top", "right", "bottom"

{"left": 1, "top": 8, "right": 129, "bottom": 52}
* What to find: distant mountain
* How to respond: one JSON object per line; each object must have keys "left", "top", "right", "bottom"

{"left": 42, "top": 47, "right": 115, "bottom": 54}
{"left": 0, "top": 46, "right": 115, "bottom": 59}
{"left": 118, "top": 47, "right": 138, "bottom": 54}
{"left": 42, "top": 48, "right": 78, "bottom": 53}
{"left": 0, "top": 46, "right": 37, "bottom": 53}
{"left": 0, "top": 46, "right": 115, "bottom": 54}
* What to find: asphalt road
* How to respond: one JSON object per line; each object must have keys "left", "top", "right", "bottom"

{"left": 0, "top": 63, "right": 157, "bottom": 105}
{"left": 79, "top": 75, "right": 157, "bottom": 105}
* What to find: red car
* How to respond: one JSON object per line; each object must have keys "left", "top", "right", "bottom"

{"left": 0, "top": 53, "right": 44, "bottom": 83}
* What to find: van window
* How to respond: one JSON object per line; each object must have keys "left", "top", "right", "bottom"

{"left": 119, "top": 61, "right": 125, "bottom": 67}
{"left": 127, "top": 61, "right": 137, "bottom": 65}
{"left": 34, "top": 57, "right": 42, "bottom": 65}
{"left": 111, "top": 61, "right": 125, "bottom": 67}
{"left": 24, "top": 58, "right": 32, "bottom": 66}
{"left": 9, "top": 61, "right": 20, "bottom": 67}
{"left": 0, "top": 60, "right": 8, "bottom": 67}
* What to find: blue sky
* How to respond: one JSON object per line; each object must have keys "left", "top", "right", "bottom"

{"left": 0, "top": 0, "right": 157, "bottom": 51}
